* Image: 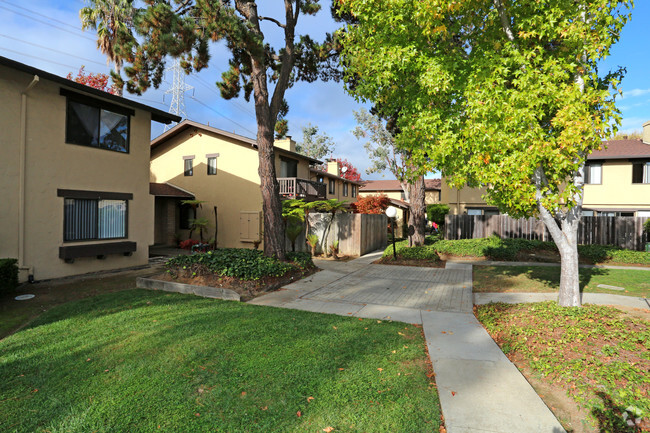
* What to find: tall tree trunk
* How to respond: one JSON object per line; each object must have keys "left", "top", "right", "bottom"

{"left": 407, "top": 176, "right": 426, "bottom": 246}
{"left": 250, "top": 57, "right": 285, "bottom": 261}
{"left": 534, "top": 167, "right": 582, "bottom": 307}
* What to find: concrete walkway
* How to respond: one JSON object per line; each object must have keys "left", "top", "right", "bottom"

{"left": 249, "top": 252, "right": 567, "bottom": 433}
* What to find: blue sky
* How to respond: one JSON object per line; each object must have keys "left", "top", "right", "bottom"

{"left": 1, "top": 1, "right": 648, "bottom": 179}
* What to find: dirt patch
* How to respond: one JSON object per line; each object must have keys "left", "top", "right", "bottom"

{"left": 153, "top": 267, "right": 317, "bottom": 301}
{"left": 312, "top": 254, "right": 355, "bottom": 262}
{"left": 373, "top": 258, "right": 445, "bottom": 268}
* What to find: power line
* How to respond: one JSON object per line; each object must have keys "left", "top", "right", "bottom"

{"left": 189, "top": 95, "right": 256, "bottom": 136}
{"left": 0, "top": 4, "right": 95, "bottom": 42}
{"left": 0, "top": 0, "right": 87, "bottom": 32}
{"left": 0, "top": 47, "right": 83, "bottom": 70}
{"left": 190, "top": 74, "right": 258, "bottom": 121}
{"left": 0, "top": 33, "right": 107, "bottom": 68}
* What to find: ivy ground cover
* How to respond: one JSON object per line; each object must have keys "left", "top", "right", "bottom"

{"left": 1, "top": 290, "right": 441, "bottom": 432}
{"left": 476, "top": 302, "right": 649, "bottom": 432}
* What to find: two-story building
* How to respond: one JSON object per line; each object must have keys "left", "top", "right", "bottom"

{"left": 0, "top": 56, "right": 179, "bottom": 282}
{"left": 309, "top": 160, "right": 364, "bottom": 203}
{"left": 440, "top": 122, "right": 650, "bottom": 217}
{"left": 149, "top": 120, "right": 324, "bottom": 248}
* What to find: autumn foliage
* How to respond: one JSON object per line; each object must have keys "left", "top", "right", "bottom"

{"left": 66, "top": 66, "right": 117, "bottom": 94}
{"left": 336, "top": 158, "right": 362, "bottom": 181}
{"left": 351, "top": 194, "right": 391, "bottom": 214}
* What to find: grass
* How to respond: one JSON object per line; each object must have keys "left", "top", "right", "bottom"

{"left": 474, "top": 266, "right": 650, "bottom": 298}
{"left": 475, "top": 302, "right": 649, "bottom": 432}
{"left": 0, "top": 290, "right": 441, "bottom": 433}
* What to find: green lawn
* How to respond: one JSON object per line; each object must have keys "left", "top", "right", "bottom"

{"left": 474, "top": 265, "right": 650, "bottom": 298}
{"left": 0, "top": 290, "right": 440, "bottom": 433}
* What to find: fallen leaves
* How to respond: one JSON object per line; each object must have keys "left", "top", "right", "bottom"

{"left": 451, "top": 391, "right": 457, "bottom": 396}
{"left": 377, "top": 368, "right": 383, "bottom": 372}
{"left": 307, "top": 396, "right": 314, "bottom": 403}
{"left": 323, "top": 427, "right": 334, "bottom": 432}
{"left": 296, "top": 410, "right": 302, "bottom": 417}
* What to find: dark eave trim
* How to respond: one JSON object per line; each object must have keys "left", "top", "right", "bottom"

{"left": 60, "top": 88, "right": 135, "bottom": 117}
{"left": 0, "top": 55, "right": 180, "bottom": 124}
{"left": 57, "top": 189, "right": 133, "bottom": 201}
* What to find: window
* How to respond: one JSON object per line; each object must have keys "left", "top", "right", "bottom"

{"left": 65, "top": 98, "right": 129, "bottom": 153}
{"left": 179, "top": 203, "right": 196, "bottom": 230}
{"left": 352, "top": 185, "right": 357, "bottom": 198}
{"left": 207, "top": 157, "right": 217, "bottom": 175}
{"left": 584, "top": 163, "right": 602, "bottom": 184}
{"left": 400, "top": 191, "right": 406, "bottom": 200}
{"left": 329, "top": 179, "right": 336, "bottom": 194}
{"left": 64, "top": 198, "right": 127, "bottom": 241}
{"left": 582, "top": 210, "right": 595, "bottom": 217}
{"left": 280, "top": 157, "right": 298, "bottom": 178}
{"left": 343, "top": 182, "right": 349, "bottom": 197}
{"left": 184, "top": 158, "right": 193, "bottom": 176}
{"left": 317, "top": 176, "right": 324, "bottom": 183}
{"left": 632, "top": 162, "right": 650, "bottom": 184}
{"left": 467, "top": 208, "right": 483, "bottom": 216}
{"left": 467, "top": 208, "right": 499, "bottom": 216}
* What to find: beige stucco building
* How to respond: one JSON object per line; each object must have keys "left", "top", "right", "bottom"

{"left": 0, "top": 56, "right": 179, "bottom": 282}
{"left": 149, "top": 120, "right": 324, "bottom": 249}
{"left": 310, "top": 160, "right": 364, "bottom": 203}
{"left": 440, "top": 125, "right": 650, "bottom": 217}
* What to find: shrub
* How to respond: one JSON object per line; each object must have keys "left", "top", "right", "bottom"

{"left": 165, "top": 248, "right": 314, "bottom": 281}
{"left": 351, "top": 194, "right": 391, "bottom": 214}
{"left": 0, "top": 258, "right": 19, "bottom": 292}
{"left": 286, "top": 251, "right": 314, "bottom": 268}
{"left": 382, "top": 239, "right": 440, "bottom": 261}
{"left": 426, "top": 204, "right": 450, "bottom": 226}
{"left": 179, "top": 239, "right": 200, "bottom": 250}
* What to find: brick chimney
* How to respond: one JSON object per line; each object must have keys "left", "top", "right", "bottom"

{"left": 327, "top": 159, "right": 340, "bottom": 176}
{"left": 275, "top": 136, "right": 296, "bottom": 152}
{"left": 643, "top": 121, "right": 650, "bottom": 144}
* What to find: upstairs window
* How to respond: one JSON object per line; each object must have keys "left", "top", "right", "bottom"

{"left": 63, "top": 90, "right": 131, "bottom": 153}
{"left": 207, "top": 157, "right": 217, "bottom": 175}
{"left": 329, "top": 179, "right": 336, "bottom": 194}
{"left": 343, "top": 182, "right": 349, "bottom": 197}
{"left": 184, "top": 157, "right": 194, "bottom": 176}
{"left": 280, "top": 157, "right": 298, "bottom": 178}
{"left": 352, "top": 185, "right": 357, "bottom": 198}
{"left": 206, "top": 153, "right": 219, "bottom": 175}
{"left": 584, "top": 163, "right": 602, "bottom": 184}
{"left": 632, "top": 162, "right": 650, "bottom": 184}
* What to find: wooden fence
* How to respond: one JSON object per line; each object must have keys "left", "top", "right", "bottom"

{"left": 285, "top": 213, "right": 387, "bottom": 256}
{"left": 445, "top": 215, "right": 650, "bottom": 251}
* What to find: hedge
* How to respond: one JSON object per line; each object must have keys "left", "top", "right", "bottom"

{"left": 0, "top": 258, "right": 19, "bottom": 293}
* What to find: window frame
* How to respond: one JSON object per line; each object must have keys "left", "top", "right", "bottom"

{"left": 58, "top": 189, "right": 131, "bottom": 243}
{"left": 584, "top": 162, "right": 602, "bottom": 185}
{"left": 352, "top": 185, "right": 357, "bottom": 198}
{"left": 343, "top": 182, "right": 349, "bottom": 197}
{"left": 184, "top": 156, "right": 194, "bottom": 176}
{"left": 632, "top": 161, "right": 650, "bottom": 184}
{"left": 62, "top": 89, "right": 132, "bottom": 154}
{"left": 328, "top": 179, "right": 336, "bottom": 194}
{"left": 206, "top": 153, "right": 219, "bottom": 176}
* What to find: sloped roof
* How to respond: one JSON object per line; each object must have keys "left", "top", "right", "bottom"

{"left": 0, "top": 56, "right": 180, "bottom": 124}
{"left": 151, "top": 119, "right": 322, "bottom": 164}
{"left": 360, "top": 179, "right": 441, "bottom": 192}
{"left": 589, "top": 140, "right": 650, "bottom": 160}
{"left": 310, "top": 168, "right": 364, "bottom": 185}
{"left": 150, "top": 183, "right": 195, "bottom": 198}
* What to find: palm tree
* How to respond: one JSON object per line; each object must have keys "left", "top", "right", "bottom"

{"left": 80, "top": 0, "right": 136, "bottom": 96}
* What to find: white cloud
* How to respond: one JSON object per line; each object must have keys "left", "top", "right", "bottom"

{"left": 621, "top": 88, "right": 650, "bottom": 99}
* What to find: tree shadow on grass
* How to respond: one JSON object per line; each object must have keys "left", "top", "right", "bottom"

{"left": 591, "top": 391, "right": 645, "bottom": 433}
{"left": 490, "top": 266, "right": 610, "bottom": 294}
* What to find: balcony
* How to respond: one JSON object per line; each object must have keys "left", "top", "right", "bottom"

{"left": 278, "top": 178, "right": 326, "bottom": 201}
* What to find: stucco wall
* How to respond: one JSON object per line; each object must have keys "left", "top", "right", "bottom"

{"left": 1, "top": 65, "right": 154, "bottom": 281}
{"left": 440, "top": 180, "right": 490, "bottom": 215}
{"left": 583, "top": 161, "right": 650, "bottom": 210}
{"left": 150, "top": 128, "right": 314, "bottom": 248}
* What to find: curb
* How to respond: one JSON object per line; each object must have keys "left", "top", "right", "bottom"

{"left": 136, "top": 277, "right": 240, "bottom": 301}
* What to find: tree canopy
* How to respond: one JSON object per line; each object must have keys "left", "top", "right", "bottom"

{"left": 340, "top": 0, "right": 633, "bottom": 305}
{"left": 296, "top": 123, "right": 336, "bottom": 160}
{"left": 85, "top": 0, "right": 341, "bottom": 259}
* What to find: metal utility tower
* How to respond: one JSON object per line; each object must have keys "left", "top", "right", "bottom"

{"left": 164, "top": 58, "right": 193, "bottom": 131}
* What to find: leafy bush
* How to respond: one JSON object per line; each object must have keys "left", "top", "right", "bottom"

{"left": 426, "top": 204, "right": 450, "bottom": 226}
{"left": 0, "top": 258, "right": 18, "bottom": 292}
{"left": 351, "top": 194, "right": 391, "bottom": 214}
{"left": 578, "top": 244, "right": 650, "bottom": 265}
{"left": 166, "top": 248, "right": 310, "bottom": 280}
{"left": 382, "top": 239, "right": 440, "bottom": 261}
{"left": 286, "top": 252, "right": 314, "bottom": 268}
{"left": 644, "top": 219, "right": 650, "bottom": 235}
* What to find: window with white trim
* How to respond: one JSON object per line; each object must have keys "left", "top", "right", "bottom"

{"left": 632, "top": 162, "right": 650, "bottom": 184}
{"left": 207, "top": 157, "right": 217, "bottom": 175}
{"left": 584, "top": 163, "right": 602, "bottom": 184}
